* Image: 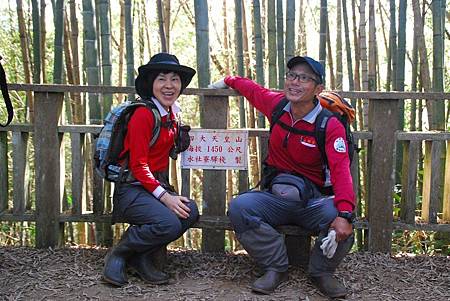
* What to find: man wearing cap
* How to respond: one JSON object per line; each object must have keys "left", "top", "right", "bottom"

{"left": 209, "top": 56, "right": 354, "bottom": 298}
{"left": 103, "top": 52, "right": 199, "bottom": 287}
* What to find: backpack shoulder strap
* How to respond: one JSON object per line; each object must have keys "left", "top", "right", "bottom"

{"left": 315, "top": 108, "right": 334, "bottom": 166}
{"left": 0, "top": 56, "right": 13, "bottom": 127}
{"left": 142, "top": 99, "right": 161, "bottom": 147}
{"left": 270, "top": 98, "right": 289, "bottom": 132}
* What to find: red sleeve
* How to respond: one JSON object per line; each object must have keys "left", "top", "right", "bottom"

{"left": 324, "top": 117, "right": 355, "bottom": 212}
{"left": 224, "top": 76, "right": 284, "bottom": 119}
{"left": 126, "top": 107, "right": 160, "bottom": 192}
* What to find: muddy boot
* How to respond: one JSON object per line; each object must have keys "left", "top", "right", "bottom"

{"left": 128, "top": 250, "right": 169, "bottom": 285}
{"left": 310, "top": 274, "right": 347, "bottom": 298}
{"left": 103, "top": 235, "right": 134, "bottom": 287}
{"left": 251, "top": 270, "right": 289, "bottom": 295}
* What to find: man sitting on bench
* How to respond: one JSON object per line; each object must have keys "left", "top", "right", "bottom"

{"left": 209, "top": 56, "right": 355, "bottom": 298}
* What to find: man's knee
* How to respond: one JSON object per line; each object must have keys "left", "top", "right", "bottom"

{"left": 186, "top": 200, "right": 199, "bottom": 225}
{"left": 153, "top": 216, "right": 183, "bottom": 241}
{"left": 228, "top": 195, "right": 262, "bottom": 233}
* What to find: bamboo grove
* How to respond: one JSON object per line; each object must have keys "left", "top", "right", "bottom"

{"left": 0, "top": 0, "right": 448, "bottom": 252}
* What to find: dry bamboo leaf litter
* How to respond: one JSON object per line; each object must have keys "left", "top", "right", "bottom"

{"left": 0, "top": 247, "right": 449, "bottom": 301}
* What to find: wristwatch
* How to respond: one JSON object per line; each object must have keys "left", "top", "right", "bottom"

{"left": 338, "top": 211, "right": 354, "bottom": 223}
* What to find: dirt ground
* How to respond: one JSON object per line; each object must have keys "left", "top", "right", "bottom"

{"left": 0, "top": 246, "right": 449, "bottom": 301}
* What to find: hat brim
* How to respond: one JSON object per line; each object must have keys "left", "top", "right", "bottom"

{"left": 135, "top": 63, "right": 196, "bottom": 98}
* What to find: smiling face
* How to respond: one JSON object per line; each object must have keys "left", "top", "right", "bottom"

{"left": 284, "top": 63, "right": 324, "bottom": 105}
{"left": 152, "top": 71, "right": 182, "bottom": 110}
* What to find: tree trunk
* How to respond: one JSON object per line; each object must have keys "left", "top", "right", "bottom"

{"left": 53, "top": 0, "right": 64, "bottom": 84}
{"left": 368, "top": 0, "right": 376, "bottom": 91}
{"left": 342, "top": 0, "right": 354, "bottom": 91}
{"left": 276, "top": 0, "right": 284, "bottom": 88}
{"left": 326, "top": 21, "right": 335, "bottom": 89}
{"left": 253, "top": 0, "right": 265, "bottom": 128}
{"left": 386, "top": 0, "right": 397, "bottom": 91}
{"left": 431, "top": 0, "right": 445, "bottom": 130}
{"left": 32, "top": 0, "right": 41, "bottom": 84}
{"left": 16, "top": 0, "right": 33, "bottom": 122}
{"left": 69, "top": 0, "right": 84, "bottom": 123}
{"left": 40, "top": 0, "right": 47, "bottom": 83}
{"left": 319, "top": 0, "right": 327, "bottom": 72}
{"left": 297, "top": 0, "right": 307, "bottom": 55}
{"left": 267, "top": 0, "right": 276, "bottom": 88}
{"left": 125, "top": 0, "right": 134, "bottom": 100}
{"left": 117, "top": 0, "right": 125, "bottom": 102}
{"left": 157, "top": 0, "right": 167, "bottom": 52}
{"left": 98, "top": 0, "right": 112, "bottom": 116}
{"left": 335, "top": 0, "right": 343, "bottom": 90}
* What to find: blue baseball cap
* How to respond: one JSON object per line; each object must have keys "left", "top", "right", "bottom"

{"left": 287, "top": 56, "right": 325, "bottom": 84}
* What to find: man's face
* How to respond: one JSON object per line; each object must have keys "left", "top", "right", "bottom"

{"left": 284, "top": 64, "right": 323, "bottom": 104}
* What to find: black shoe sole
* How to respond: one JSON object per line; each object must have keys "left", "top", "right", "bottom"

{"left": 102, "top": 275, "right": 128, "bottom": 287}
{"left": 251, "top": 286, "right": 273, "bottom": 295}
{"left": 129, "top": 267, "right": 170, "bottom": 285}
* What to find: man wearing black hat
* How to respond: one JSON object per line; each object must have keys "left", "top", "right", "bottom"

{"left": 103, "top": 53, "right": 199, "bottom": 287}
{"left": 209, "top": 56, "right": 355, "bottom": 298}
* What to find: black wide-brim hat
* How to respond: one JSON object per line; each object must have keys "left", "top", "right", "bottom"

{"left": 135, "top": 52, "right": 196, "bottom": 99}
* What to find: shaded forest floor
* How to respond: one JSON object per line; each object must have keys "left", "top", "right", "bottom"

{"left": 0, "top": 246, "right": 449, "bottom": 301}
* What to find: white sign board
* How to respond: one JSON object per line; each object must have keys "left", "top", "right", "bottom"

{"left": 181, "top": 129, "right": 248, "bottom": 170}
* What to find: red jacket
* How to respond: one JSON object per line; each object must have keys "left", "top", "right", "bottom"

{"left": 121, "top": 106, "right": 177, "bottom": 197}
{"left": 225, "top": 76, "right": 354, "bottom": 212}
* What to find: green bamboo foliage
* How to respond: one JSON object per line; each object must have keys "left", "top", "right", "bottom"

{"left": 253, "top": 0, "right": 265, "bottom": 128}
{"left": 431, "top": 0, "right": 445, "bottom": 130}
{"left": 336, "top": 0, "right": 343, "bottom": 90}
{"left": 276, "top": 0, "right": 284, "bottom": 88}
{"left": 234, "top": 0, "right": 245, "bottom": 129}
{"left": 319, "top": 0, "right": 327, "bottom": 71}
{"left": 124, "top": 0, "right": 134, "bottom": 100}
{"left": 31, "top": 0, "right": 41, "bottom": 83}
{"left": 98, "top": 0, "right": 112, "bottom": 116}
{"left": 53, "top": 0, "right": 64, "bottom": 84}
{"left": 267, "top": 0, "right": 276, "bottom": 88}
{"left": 285, "top": 0, "right": 295, "bottom": 70}
{"left": 82, "top": 0, "right": 101, "bottom": 123}
{"left": 342, "top": 0, "right": 354, "bottom": 91}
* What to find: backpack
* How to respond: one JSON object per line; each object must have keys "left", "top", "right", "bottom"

{"left": 270, "top": 91, "right": 357, "bottom": 168}
{"left": 94, "top": 98, "right": 161, "bottom": 183}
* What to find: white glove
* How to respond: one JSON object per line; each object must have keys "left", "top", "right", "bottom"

{"left": 320, "top": 229, "right": 338, "bottom": 259}
{"left": 208, "top": 78, "right": 228, "bottom": 89}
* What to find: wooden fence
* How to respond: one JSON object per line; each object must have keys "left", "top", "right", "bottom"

{"left": 0, "top": 84, "right": 449, "bottom": 254}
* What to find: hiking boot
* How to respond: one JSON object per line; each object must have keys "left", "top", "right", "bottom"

{"left": 102, "top": 235, "right": 134, "bottom": 287}
{"left": 251, "top": 270, "right": 289, "bottom": 295}
{"left": 128, "top": 250, "right": 169, "bottom": 285}
{"left": 310, "top": 274, "right": 348, "bottom": 298}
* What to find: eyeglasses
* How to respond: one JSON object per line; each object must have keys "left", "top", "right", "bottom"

{"left": 285, "top": 71, "right": 318, "bottom": 83}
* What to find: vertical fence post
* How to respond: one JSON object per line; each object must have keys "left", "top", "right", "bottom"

{"left": 0, "top": 131, "right": 7, "bottom": 211}
{"left": 34, "top": 91, "right": 64, "bottom": 248}
{"left": 367, "top": 98, "right": 398, "bottom": 252}
{"left": 201, "top": 95, "right": 228, "bottom": 252}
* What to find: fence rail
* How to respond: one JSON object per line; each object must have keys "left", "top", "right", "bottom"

{"left": 1, "top": 84, "right": 449, "bottom": 253}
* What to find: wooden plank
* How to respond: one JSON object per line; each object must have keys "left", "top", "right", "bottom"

{"left": 181, "top": 169, "right": 191, "bottom": 198}
{"left": 34, "top": 91, "right": 65, "bottom": 248}
{"left": 201, "top": 95, "right": 228, "bottom": 252}
{"left": 0, "top": 124, "right": 34, "bottom": 132}
{"left": 350, "top": 140, "right": 360, "bottom": 214}
{"left": 396, "top": 131, "right": 450, "bottom": 141}
{"left": 59, "top": 124, "right": 102, "bottom": 134}
{"left": 12, "top": 131, "right": 29, "bottom": 214}
{"left": 400, "top": 141, "right": 420, "bottom": 223}
{"left": 421, "top": 141, "right": 443, "bottom": 223}
{"left": 8, "top": 83, "right": 450, "bottom": 99}
{"left": 443, "top": 141, "right": 450, "bottom": 221}
{"left": 71, "top": 133, "right": 86, "bottom": 215}
{"left": 367, "top": 99, "right": 398, "bottom": 252}
{"left": 0, "top": 132, "right": 8, "bottom": 211}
